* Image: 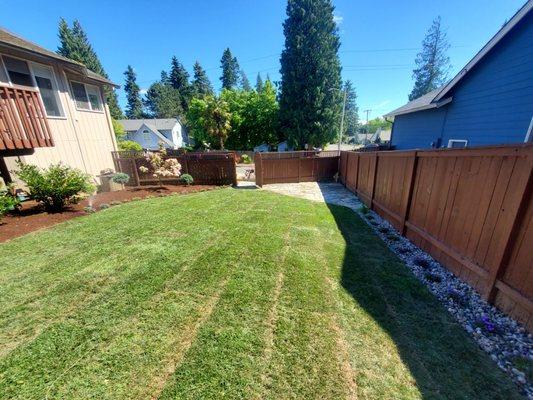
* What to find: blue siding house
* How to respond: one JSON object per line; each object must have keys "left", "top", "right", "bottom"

{"left": 385, "top": 1, "right": 533, "bottom": 150}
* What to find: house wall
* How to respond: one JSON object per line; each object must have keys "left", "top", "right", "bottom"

{"left": 126, "top": 129, "right": 161, "bottom": 150}
{"left": 1, "top": 48, "right": 116, "bottom": 184}
{"left": 391, "top": 12, "right": 533, "bottom": 150}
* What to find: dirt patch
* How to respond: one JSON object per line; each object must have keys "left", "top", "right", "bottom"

{"left": 0, "top": 185, "right": 218, "bottom": 243}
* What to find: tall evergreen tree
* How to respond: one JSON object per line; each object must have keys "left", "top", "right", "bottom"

{"left": 191, "top": 61, "right": 213, "bottom": 97}
{"left": 240, "top": 69, "right": 252, "bottom": 91}
{"left": 278, "top": 0, "right": 342, "bottom": 148}
{"left": 169, "top": 56, "right": 191, "bottom": 110}
{"left": 57, "top": 19, "right": 123, "bottom": 119}
{"left": 409, "top": 16, "right": 450, "bottom": 101}
{"left": 144, "top": 82, "right": 183, "bottom": 118}
{"left": 343, "top": 80, "right": 359, "bottom": 139}
{"left": 256, "top": 73, "right": 264, "bottom": 92}
{"left": 160, "top": 70, "right": 170, "bottom": 85}
{"left": 220, "top": 48, "right": 240, "bottom": 90}
{"left": 123, "top": 65, "right": 143, "bottom": 119}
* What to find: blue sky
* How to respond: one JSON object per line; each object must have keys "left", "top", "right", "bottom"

{"left": 1, "top": 0, "right": 525, "bottom": 120}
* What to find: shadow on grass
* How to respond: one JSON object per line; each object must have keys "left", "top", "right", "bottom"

{"left": 323, "top": 200, "right": 523, "bottom": 399}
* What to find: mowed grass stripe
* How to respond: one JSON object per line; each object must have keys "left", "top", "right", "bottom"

{"left": 158, "top": 193, "right": 296, "bottom": 399}
{"left": 0, "top": 191, "right": 238, "bottom": 359}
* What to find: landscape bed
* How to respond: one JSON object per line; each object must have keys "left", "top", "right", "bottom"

{"left": 0, "top": 188, "right": 525, "bottom": 399}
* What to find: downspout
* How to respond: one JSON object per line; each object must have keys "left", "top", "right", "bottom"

{"left": 385, "top": 116, "right": 394, "bottom": 149}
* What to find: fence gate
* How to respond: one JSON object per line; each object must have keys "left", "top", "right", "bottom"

{"left": 254, "top": 151, "right": 339, "bottom": 186}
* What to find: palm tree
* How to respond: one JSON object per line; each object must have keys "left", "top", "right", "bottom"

{"left": 204, "top": 96, "right": 232, "bottom": 150}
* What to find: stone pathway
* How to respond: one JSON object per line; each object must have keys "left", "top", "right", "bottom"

{"left": 262, "top": 182, "right": 362, "bottom": 210}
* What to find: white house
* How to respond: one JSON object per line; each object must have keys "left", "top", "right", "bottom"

{"left": 0, "top": 27, "right": 119, "bottom": 185}
{"left": 118, "top": 118, "right": 188, "bottom": 150}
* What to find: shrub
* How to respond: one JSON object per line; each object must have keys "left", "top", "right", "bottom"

{"left": 378, "top": 226, "right": 390, "bottom": 234}
{"left": 83, "top": 206, "right": 95, "bottom": 213}
{"left": 112, "top": 173, "right": 130, "bottom": 185}
{"left": 109, "top": 200, "right": 122, "bottom": 206}
{"left": 99, "top": 203, "right": 110, "bottom": 210}
{"left": 0, "top": 189, "right": 20, "bottom": 220}
{"left": 139, "top": 145, "right": 181, "bottom": 187}
{"left": 118, "top": 140, "right": 142, "bottom": 152}
{"left": 240, "top": 154, "right": 252, "bottom": 164}
{"left": 447, "top": 287, "right": 466, "bottom": 305}
{"left": 386, "top": 233, "right": 400, "bottom": 242}
{"left": 425, "top": 272, "right": 442, "bottom": 283}
{"left": 359, "top": 205, "right": 370, "bottom": 214}
{"left": 16, "top": 162, "right": 94, "bottom": 212}
{"left": 180, "top": 174, "right": 194, "bottom": 185}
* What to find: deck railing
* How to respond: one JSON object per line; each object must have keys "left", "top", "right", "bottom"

{"left": 0, "top": 84, "right": 54, "bottom": 151}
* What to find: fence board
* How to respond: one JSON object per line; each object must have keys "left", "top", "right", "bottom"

{"left": 340, "top": 144, "right": 533, "bottom": 331}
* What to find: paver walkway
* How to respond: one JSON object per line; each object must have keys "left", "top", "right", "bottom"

{"left": 262, "top": 182, "right": 362, "bottom": 211}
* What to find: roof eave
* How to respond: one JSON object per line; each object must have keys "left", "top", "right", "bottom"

{"left": 384, "top": 97, "right": 452, "bottom": 118}
{"left": 433, "top": 0, "right": 533, "bottom": 102}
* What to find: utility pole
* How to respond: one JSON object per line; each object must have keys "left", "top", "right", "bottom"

{"left": 363, "top": 109, "right": 372, "bottom": 144}
{"left": 338, "top": 89, "right": 347, "bottom": 152}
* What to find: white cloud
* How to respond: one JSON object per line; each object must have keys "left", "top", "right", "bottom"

{"left": 333, "top": 15, "right": 343, "bottom": 25}
{"left": 372, "top": 100, "right": 391, "bottom": 110}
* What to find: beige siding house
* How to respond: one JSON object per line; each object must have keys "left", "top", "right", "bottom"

{"left": 0, "top": 28, "right": 118, "bottom": 186}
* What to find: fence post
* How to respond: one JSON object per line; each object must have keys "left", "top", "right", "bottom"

{"left": 131, "top": 157, "right": 140, "bottom": 186}
{"left": 255, "top": 152, "right": 263, "bottom": 187}
{"left": 400, "top": 151, "right": 418, "bottom": 235}
{"left": 369, "top": 152, "right": 378, "bottom": 209}
{"left": 484, "top": 149, "right": 533, "bottom": 303}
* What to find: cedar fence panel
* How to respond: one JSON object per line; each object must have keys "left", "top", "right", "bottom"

{"left": 112, "top": 151, "right": 237, "bottom": 186}
{"left": 339, "top": 144, "right": 533, "bottom": 331}
{"left": 254, "top": 151, "right": 339, "bottom": 186}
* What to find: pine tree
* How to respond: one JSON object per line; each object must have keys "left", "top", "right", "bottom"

{"left": 220, "top": 48, "right": 240, "bottom": 90}
{"left": 124, "top": 65, "right": 143, "bottom": 119}
{"left": 278, "top": 0, "right": 342, "bottom": 149}
{"left": 191, "top": 61, "right": 213, "bottom": 97}
{"left": 144, "top": 82, "right": 183, "bottom": 118}
{"left": 240, "top": 70, "right": 252, "bottom": 91}
{"left": 57, "top": 19, "right": 123, "bottom": 119}
{"left": 169, "top": 56, "right": 191, "bottom": 110}
{"left": 160, "top": 70, "right": 170, "bottom": 85}
{"left": 256, "top": 73, "right": 264, "bottom": 92}
{"left": 343, "top": 80, "right": 359, "bottom": 139}
{"left": 409, "top": 16, "right": 450, "bottom": 101}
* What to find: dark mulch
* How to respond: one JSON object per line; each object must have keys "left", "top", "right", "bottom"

{"left": 0, "top": 185, "right": 218, "bottom": 243}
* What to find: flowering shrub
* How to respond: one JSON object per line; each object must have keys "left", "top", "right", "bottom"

{"left": 475, "top": 314, "right": 500, "bottom": 334}
{"left": 139, "top": 145, "right": 181, "bottom": 187}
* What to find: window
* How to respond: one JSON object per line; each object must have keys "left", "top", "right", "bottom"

{"left": 70, "top": 81, "right": 103, "bottom": 112}
{"left": 31, "top": 64, "right": 63, "bottom": 117}
{"left": 1, "top": 56, "right": 64, "bottom": 117}
{"left": 3, "top": 56, "right": 33, "bottom": 87}
{"left": 142, "top": 129, "right": 151, "bottom": 140}
{"left": 447, "top": 139, "right": 468, "bottom": 149}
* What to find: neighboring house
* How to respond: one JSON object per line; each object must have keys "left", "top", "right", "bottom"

{"left": 118, "top": 118, "right": 188, "bottom": 150}
{"left": 253, "top": 143, "right": 270, "bottom": 152}
{"left": 385, "top": 1, "right": 533, "bottom": 150}
{"left": 276, "top": 141, "right": 294, "bottom": 152}
{"left": 0, "top": 27, "right": 119, "bottom": 185}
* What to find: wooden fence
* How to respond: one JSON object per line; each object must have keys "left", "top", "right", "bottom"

{"left": 112, "top": 151, "right": 237, "bottom": 186}
{"left": 339, "top": 144, "right": 533, "bottom": 330}
{"left": 255, "top": 151, "right": 340, "bottom": 186}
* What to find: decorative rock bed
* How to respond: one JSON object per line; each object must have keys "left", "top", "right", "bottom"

{"left": 358, "top": 205, "right": 533, "bottom": 398}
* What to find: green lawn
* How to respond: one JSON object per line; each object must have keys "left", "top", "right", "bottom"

{"left": 0, "top": 188, "right": 523, "bottom": 399}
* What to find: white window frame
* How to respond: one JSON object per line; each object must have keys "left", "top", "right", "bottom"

{"left": 0, "top": 54, "right": 66, "bottom": 119}
{"left": 69, "top": 80, "right": 104, "bottom": 113}
{"left": 447, "top": 139, "right": 468, "bottom": 148}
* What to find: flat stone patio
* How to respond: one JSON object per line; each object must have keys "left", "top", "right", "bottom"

{"left": 262, "top": 182, "right": 362, "bottom": 211}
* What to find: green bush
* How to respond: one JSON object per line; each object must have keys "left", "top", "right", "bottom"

{"left": 99, "top": 203, "right": 110, "bottom": 210}
{"left": 180, "top": 174, "right": 194, "bottom": 185}
{"left": 16, "top": 162, "right": 94, "bottom": 212}
{"left": 112, "top": 172, "right": 130, "bottom": 185}
{"left": 0, "top": 190, "right": 20, "bottom": 220}
{"left": 118, "top": 140, "right": 142, "bottom": 151}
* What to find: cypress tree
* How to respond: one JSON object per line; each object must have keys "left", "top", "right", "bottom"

{"left": 409, "top": 16, "right": 450, "bottom": 101}
{"left": 124, "top": 65, "right": 143, "bottom": 119}
{"left": 169, "top": 56, "right": 191, "bottom": 110}
{"left": 191, "top": 61, "right": 214, "bottom": 97}
{"left": 278, "top": 0, "right": 342, "bottom": 149}
{"left": 343, "top": 80, "right": 359, "bottom": 139}
{"left": 57, "top": 19, "right": 123, "bottom": 119}
{"left": 256, "top": 73, "right": 264, "bottom": 92}
{"left": 220, "top": 48, "right": 240, "bottom": 90}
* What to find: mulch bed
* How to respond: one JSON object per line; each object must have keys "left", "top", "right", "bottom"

{"left": 0, "top": 185, "right": 218, "bottom": 243}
